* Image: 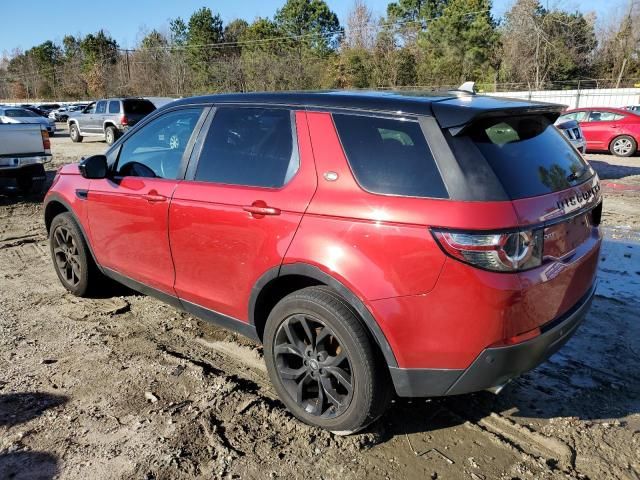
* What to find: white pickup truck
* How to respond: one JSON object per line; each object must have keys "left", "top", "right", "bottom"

{"left": 0, "top": 123, "right": 52, "bottom": 193}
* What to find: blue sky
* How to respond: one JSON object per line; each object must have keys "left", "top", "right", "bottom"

{"left": 0, "top": 0, "right": 626, "bottom": 53}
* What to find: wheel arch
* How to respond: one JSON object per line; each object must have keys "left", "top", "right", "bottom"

{"left": 249, "top": 263, "right": 398, "bottom": 367}
{"left": 44, "top": 194, "right": 102, "bottom": 271}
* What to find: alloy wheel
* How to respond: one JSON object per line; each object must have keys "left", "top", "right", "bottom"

{"left": 52, "top": 226, "right": 82, "bottom": 287}
{"left": 273, "top": 314, "right": 353, "bottom": 418}
{"left": 613, "top": 138, "right": 633, "bottom": 156}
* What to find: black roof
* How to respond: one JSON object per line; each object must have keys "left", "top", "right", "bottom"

{"left": 168, "top": 90, "right": 565, "bottom": 128}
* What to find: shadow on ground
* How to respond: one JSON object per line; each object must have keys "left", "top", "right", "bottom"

{"left": 589, "top": 160, "right": 640, "bottom": 180}
{"left": 0, "top": 392, "right": 68, "bottom": 427}
{"left": 0, "top": 393, "right": 66, "bottom": 480}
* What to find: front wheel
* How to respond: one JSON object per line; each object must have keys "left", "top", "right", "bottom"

{"left": 49, "top": 213, "right": 102, "bottom": 297}
{"left": 263, "top": 287, "right": 391, "bottom": 434}
{"left": 610, "top": 135, "right": 637, "bottom": 157}
{"left": 105, "top": 126, "right": 117, "bottom": 145}
{"left": 69, "top": 124, "right": 83, "bottom": 143}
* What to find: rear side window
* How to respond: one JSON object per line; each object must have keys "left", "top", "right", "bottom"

{"left": 195, "top": 108, "right": 298, "bottom": 188}
{"left": 459, "top": 115, "right": 589, "bottom": 199}
{"left": 587, "top": 111, "right": 624, "bottom": 122}
{"left": 333, "top": 114, "right": 448, "bottom": 198}
{"left": 123, "top": 99, "right": 156, "bottom": 115}
{"left": 108, "top": 101, "right": 121, "bottom": 114}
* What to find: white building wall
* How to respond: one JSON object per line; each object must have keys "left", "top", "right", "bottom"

{"left": 486, "top": 88, "right": 640, "bottom": 109}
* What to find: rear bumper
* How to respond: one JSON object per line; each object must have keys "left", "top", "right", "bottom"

{"left": 390, "top": 283, "right": 596, "bottom": 397}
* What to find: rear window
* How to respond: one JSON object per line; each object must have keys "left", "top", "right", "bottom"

{"left": 124, "top": 100, "right": 156, "bottom": 115}
{"left": 461, "top": 115, "right": 589, "bottom": 199}
{"left": 333, "top": 114, "right": 448, "bottom": 198}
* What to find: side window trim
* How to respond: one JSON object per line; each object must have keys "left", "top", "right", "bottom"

{"left": 111, "top": 106, "right": 211, "bottom": 180}
{"left": 184, "top": 106, "right": 300, "bottom": 190}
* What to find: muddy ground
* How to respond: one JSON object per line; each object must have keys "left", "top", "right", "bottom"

{"left": 1, "top": 126, "right": 639, "bottom": 480}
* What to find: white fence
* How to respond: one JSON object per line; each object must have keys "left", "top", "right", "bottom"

{"left": 487, "top": 88, "right": 640, "bottom": 109}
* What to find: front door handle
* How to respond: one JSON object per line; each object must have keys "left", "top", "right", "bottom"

{"left": 243, "top": 201, "right": 280, "bottom": 217}
{"left": 142, "top": 191, "right": 167, "bottom": 203}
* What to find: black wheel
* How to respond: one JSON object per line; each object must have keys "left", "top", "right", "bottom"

{"left": 105, "top": 126, "right": 117, "bottom": 145}
{"left": 49, "top": 213, "right": 102, "bottom": 296}
{"left": 69, "top": 124, "right": 83, "bottom": 143}
{"left": 264, "top": 287, "right": 391, "bottom": 434}
{"left": 609, "top": 135, "right": 637, "bottom": 157}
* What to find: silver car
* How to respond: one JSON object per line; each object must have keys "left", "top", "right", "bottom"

{"left": 0, "top": 107, "right": 56, "bottom": 136}
{"left": 555, "top": 118, "right": 586, "bottom": 154}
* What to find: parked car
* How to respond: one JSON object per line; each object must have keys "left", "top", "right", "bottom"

{"left": 22, "top": 105, "right": 49, "bottom": 118}
{"left": 558, "top": 107, "right": 640, "bottom": 156}
{"left": 623, "top": 105, "right": 640, "bottom": 113}
{"left": 0, "top": 122, "right": 51, "bottom": 193}
{"left": 0, "top": 106, "right": 56, "bottom": 137}
{"left": 45, "top": 91, "right": 602, "bottom": 433}
{"left": 555, "top": 118, "right": 586, "bottom": 153}
{"left": 50, "top": 104, "right": 87, "bottom": 122}
{"left": 67, "top": 98, "right": 156, "bottom": 145}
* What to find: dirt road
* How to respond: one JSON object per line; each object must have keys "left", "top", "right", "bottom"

{"left": 1, "top": 127, "right": 639, "bottom": 479}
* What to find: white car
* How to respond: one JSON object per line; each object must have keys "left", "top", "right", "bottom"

{"left": 0, "top": 107, "right": 56, "bottom": 137}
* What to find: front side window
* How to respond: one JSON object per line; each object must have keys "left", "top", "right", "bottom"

{"left": 333, "top": 114, "right": 448, "bottom": 198}
{"left": 84, "top": 103, "right": 96, "bottom": 114}
{"left": 95, "top": 101, "right": 107, "bottom": 114}
{"left": 108, "top": 101, "right": 121, "bottom": 114}
{"left": 114, "top": 108, "right": 204, "bottom": 179}
{"left": 195, "top": 108, "right": 298, "bottom": 188}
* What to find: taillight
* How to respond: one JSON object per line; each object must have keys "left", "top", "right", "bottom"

{"left": 433, "top": 228, "right": 543, "bottom": 272}
{"left": 120, "top": 115, "right": 128, "bottom": 126}
{"left": 41, "top": 129, "right": 51, "bottom": 151}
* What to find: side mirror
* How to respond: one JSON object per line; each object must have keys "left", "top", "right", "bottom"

{"left": 79, "top": 155, "right": 108, "bottom": 179}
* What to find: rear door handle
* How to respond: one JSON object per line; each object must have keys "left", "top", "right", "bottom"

{"left": 142, "top": 192, "right": 167, "bottom": 203}
{"left": 243, "top": 203, "right": 281, "bottom": 217}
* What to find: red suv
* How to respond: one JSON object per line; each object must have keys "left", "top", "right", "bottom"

{"left": 559, "top": 107, "right": 640, "bottom": 156}
{"left": 45, "top": 92, "right": 602, "bottom": 433}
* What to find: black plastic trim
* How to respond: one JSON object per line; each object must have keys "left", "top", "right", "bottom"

{"left": 75, "top": 189, "right": 88, "bottom": 200}
{"left": 249, "top": 263, "right": 399, "bottom": 367}
{"left": 102, "top": 267, "right": 183, "bottom": 310}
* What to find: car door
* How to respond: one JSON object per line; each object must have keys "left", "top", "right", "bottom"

{"left": 87, "top": 106, "right": 207, "bottom": 296}
{"left": 581, "top": 110, "right": 622, "bottom": 150}
{"left": 169, "top": 107, "right": 317, "bottom": 322}
{"left": 89, "top": 100, "right": 107, "bottom": 133}
{"left": 79, "top": 102, "right": 96, "bottom": 133}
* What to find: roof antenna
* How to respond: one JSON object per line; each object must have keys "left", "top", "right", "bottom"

{"left": 457, "top": 81, "right": 476, "bottom": 94}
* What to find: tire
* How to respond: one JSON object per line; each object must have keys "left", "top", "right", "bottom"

{"left": 609, "top": 135, "right": 637, "bottom": 157}
{"left": 263, "top": 286, "right": 391, "bottom": 434}
{"left": 105, "top": 126, "right": 117, "bottom": 145}
{"left": 69, "top": 124, "right": 83, "bottom": 143}
{"left": 49, "top": 213, "right": 102, "bottom": 297}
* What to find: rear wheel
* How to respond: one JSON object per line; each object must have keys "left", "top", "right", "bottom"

{"left": 49, "top": 213, "right": 102, "bottom": 297}
{"left": 610, "top": 135, "right": 637, "bottom": 157}
{"left": 264, "top": 287, "right": 391, "bottom": 434}
{"left": 105, "top": 126, "right": 117, "bottom": 145}
{"left": 69, "top": 124, "right": 83, "bottom": 143}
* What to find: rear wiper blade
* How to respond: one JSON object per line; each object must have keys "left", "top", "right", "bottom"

{"left": 567, "top": 166, "right": 588, "bottom": 182}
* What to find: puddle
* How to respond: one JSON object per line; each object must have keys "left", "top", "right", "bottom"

{"left": 597, "top": 227, "right": 640, "bottom": 303}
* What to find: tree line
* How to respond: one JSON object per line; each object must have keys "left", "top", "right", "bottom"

{"left": 1, "top": 0, "right": 639, "bottom": 101}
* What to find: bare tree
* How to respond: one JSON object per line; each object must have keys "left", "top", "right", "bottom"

{"left": 345, "top": 0, "right": 376, "bottom": 50}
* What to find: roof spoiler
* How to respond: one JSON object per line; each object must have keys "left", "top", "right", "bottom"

{"left": 431, "top": 97, "right": 565, "bottom": 135}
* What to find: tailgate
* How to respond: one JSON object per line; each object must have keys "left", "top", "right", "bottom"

{"left": 0, "top": 124, "right": 46, "bottom": 157}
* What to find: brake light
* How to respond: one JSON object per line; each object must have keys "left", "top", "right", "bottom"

{"left": 432, "top": 228, "right": 543, "bottom": 272}
{"left": 41, "top": 129, "right": 51, "bottom": 152}
{"left": 120, "top": 115, "right": 128, "bottom": 126}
